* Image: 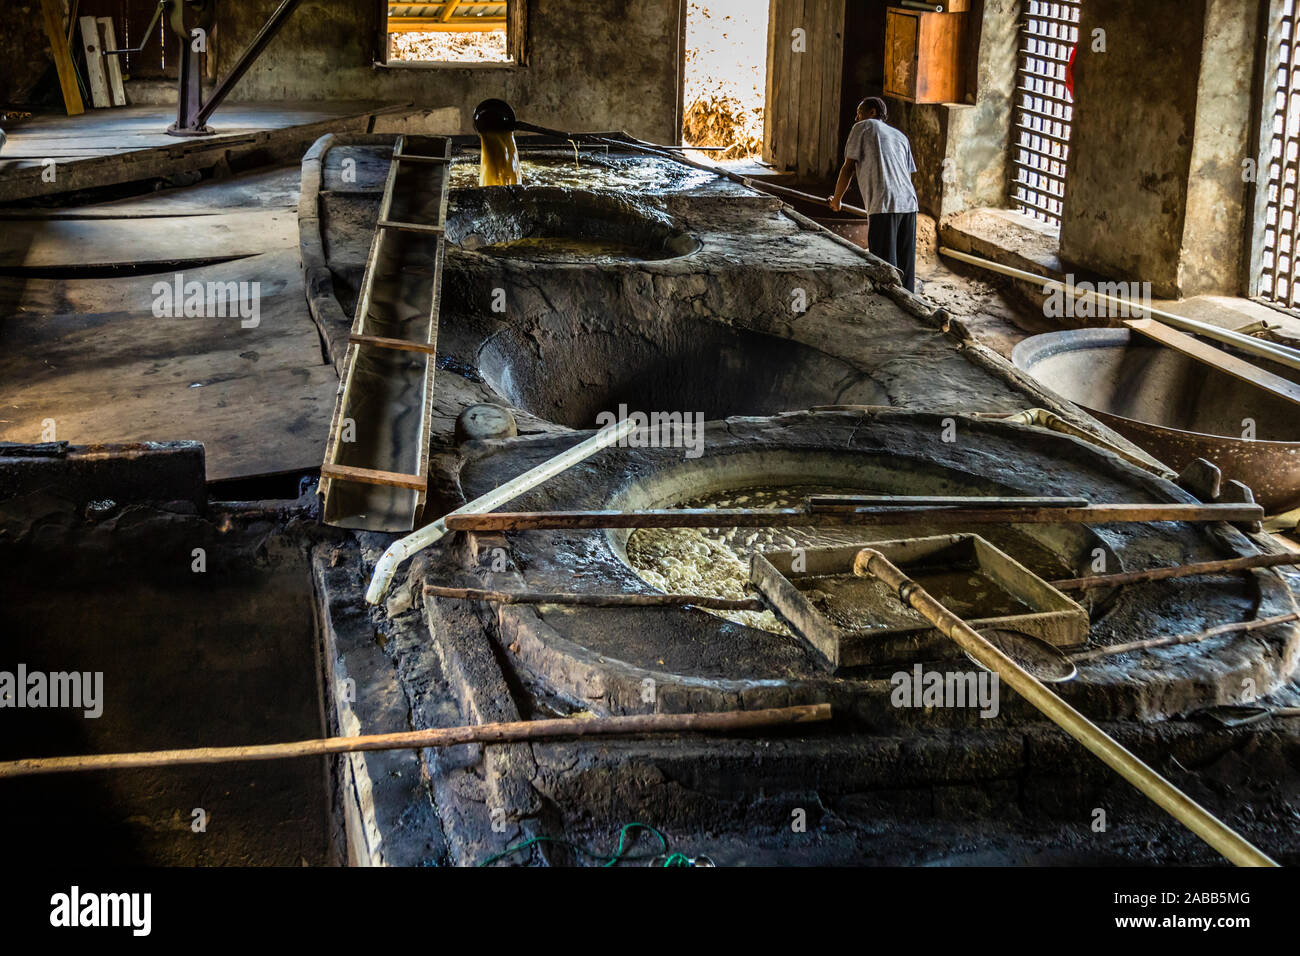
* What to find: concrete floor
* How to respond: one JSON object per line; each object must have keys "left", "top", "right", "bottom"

{"left": 0, "top": 165, "right": 337, "bottom": 482}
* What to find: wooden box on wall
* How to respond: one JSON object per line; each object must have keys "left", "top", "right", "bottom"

{"left": 884, "top": 6, "right": 968, "bottom": 104}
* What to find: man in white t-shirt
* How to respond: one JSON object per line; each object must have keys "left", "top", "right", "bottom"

{"left": 829, "top": 96, "right": 919, "bottom": 292}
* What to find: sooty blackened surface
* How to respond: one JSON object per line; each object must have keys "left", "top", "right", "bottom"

{"left": 0, "top": 503, "right": 331, "bottom": 866}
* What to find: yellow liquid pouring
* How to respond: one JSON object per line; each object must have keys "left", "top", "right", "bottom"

{"left": 478, "top": 130, "right": 522, "bottom": 186}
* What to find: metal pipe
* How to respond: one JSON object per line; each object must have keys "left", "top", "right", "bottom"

{"left": 101, "top": 0, "right": 165, "bottom": 55}
{"left": 854, "top": 547, "right": 1279, "bottom": 867}
{"left": 194, "top": 0, "right": 304, "bottom": 128}
{"left": 939, "top": 246, "right": 1300, "bottom": 373}
{"left": 364, "top": 418, "right": 637, "bottom": 605}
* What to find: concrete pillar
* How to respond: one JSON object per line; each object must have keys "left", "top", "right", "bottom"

{"left": 1060, "top": 0, "right": 1265, "bottom": 298}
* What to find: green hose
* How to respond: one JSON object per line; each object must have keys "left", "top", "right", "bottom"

{"left": 479, "top": 822, "right": 696, "bottom": 867}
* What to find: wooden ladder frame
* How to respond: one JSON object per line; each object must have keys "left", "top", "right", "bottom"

{"left": 319, "top": 134, "right": 452, "bottom": 530}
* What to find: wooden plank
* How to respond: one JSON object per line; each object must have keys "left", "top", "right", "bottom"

{"left": 377, "top": 218, "right": 446, "bottom": 234}
{"left": 0, "top": 297, "right": 325, "bottom": 399}
{"left": 762, "top": 0, "right": 781, "bottom": 165}
{"left": 0, "top": 103, "right": 411, "bottom": 203}
{"left": 39, "top": 0, "right": 84, "bottom": 116}
{"left": 79, "top": 16, "right": 112, "bottom": 109}
{"left": 786, "top": 0, "right": 804, "bottom": 174}
{"left": 820, "top": 0, "right": 845, "bottom": 180}
{"left": 393, "top": 153, "right": 452, "bottom": 165}
{"left": 348, "top": 333, "right": 438, "bottom": 354}
{"left": 320, "top": 463, "right": 428, "bottom": 491}
{"left": 97, "top": 17, "right": 127, "bottom": 107}
{"left": 1126, "top": 317, "right": 1300, "bottom": 408}
{"left": 797, "top": 0, "right": 822, "bottom": 180}
{"left": 423, "top": 584, "right": 767, "bottom": 610}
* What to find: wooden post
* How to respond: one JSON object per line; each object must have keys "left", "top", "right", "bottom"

{"left": 441, "top": 502, "right": 1265, "bottom": 532}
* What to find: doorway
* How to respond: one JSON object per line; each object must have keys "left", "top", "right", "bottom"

{"left": 681, "top": 0, "right": 771, "bottom": 160}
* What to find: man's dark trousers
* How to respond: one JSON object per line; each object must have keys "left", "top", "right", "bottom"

{"left": 867, "top": 212, "right": 916, "bottom": 292}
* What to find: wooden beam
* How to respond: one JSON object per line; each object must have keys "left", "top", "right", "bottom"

{"left": 377, "top": 219, "right": 446, "bottom": 235}
{"left": 442, "top": 502, "right": 1265, "bottom": 532}
{"left": 386, "top": 18, "right": 505, "bottom": 32}
{"left": 320, "top": 463, "right": 427, "bottom": 491}
{"left": 1125, "top": 317, "right": 1300, "bottom": 408}
{"left": 39, "top": 0, "right": 84, "bottom": 116}
{"left": 393, "top": 152, "right": 452, "bottom": 165}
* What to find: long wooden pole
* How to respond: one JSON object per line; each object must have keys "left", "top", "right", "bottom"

{"left": 1069, "top": 612, "right": 1300, "bottom": 662}
{"left": 750, "top": 180, "right": 872, "bottom": 218}
{"left": 853, "top": 548, "right": 1278, "bottom": 867}
{"left": 442, "top": 502, "right": 1262, "bottom": 532}
{"left": 424, "top": 584, "right": 765, "bottom": 611}
{"left": 0, "top": 705, "right": 830, "bottom": 780}
{"left": 1053, "top": 551, "right": 1300, "bottom": 591}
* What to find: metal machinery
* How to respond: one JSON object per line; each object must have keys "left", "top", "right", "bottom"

{"left": 101, "top": 0, "right": 304, "bottom": 136}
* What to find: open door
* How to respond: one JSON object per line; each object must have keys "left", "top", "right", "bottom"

{"left": 763, "top": 0, "right": 846, "bottom": 180}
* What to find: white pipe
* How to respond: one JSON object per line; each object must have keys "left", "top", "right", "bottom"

{"left": 365, "top": 418, "right": 638, "bottom": 605}
{"left": 939, "top": 247, "right": 1300, "bottom": 373}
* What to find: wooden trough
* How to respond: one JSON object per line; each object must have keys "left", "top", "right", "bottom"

{"left": 319, "top": 134, "right": 451, "bottom": 531}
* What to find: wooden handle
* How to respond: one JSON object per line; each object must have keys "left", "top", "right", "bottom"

{"left": 854, "top": 548, "right": 1277, "bottom": 868}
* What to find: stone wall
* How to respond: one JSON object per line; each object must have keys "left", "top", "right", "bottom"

{"left": 889, "top": 0, "right": 1019, "bottom": 221}
{"left": 1060, "top": 0, "right": 1264, "bottom": 298}
{"left": 211, "top": 0, "right": 685, "bottom": 144}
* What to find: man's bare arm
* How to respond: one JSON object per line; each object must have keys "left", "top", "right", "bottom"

{"left": 829, "top": 157, "right": 856, "bottom": 211}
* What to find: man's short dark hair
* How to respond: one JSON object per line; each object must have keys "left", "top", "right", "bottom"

{"left": 860, "top": 96, "right": 888, "bottom": 120}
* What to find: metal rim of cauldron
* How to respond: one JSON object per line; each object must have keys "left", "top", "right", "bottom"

{"left": 1012, "top": 328, "right": 1300, "bottom": 513}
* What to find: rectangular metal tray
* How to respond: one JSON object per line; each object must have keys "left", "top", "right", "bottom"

{"left": 750, "top": 533, "right": 1088, "bottom": 671}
